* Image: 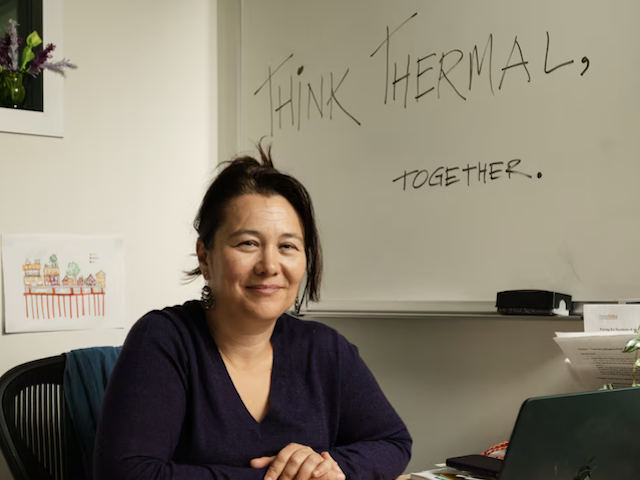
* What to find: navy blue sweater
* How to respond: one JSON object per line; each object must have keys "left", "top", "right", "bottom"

{"left": 94, "top": 301, "right": 411, "bottom": 480}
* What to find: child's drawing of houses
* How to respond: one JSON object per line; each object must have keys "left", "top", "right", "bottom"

{"left": 21, "top": 256, "right": 108, "bottom": 320}
{"left": 2, "top": 235, "right": 124, "bottom": 333}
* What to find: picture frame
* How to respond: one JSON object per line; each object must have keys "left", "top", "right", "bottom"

{"left": 0, "top": 0, "right": 65, "bottom": 137}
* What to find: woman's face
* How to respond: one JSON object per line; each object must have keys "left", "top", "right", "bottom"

{"left": 198, "top": 194, "right": 307, "bottom": 323}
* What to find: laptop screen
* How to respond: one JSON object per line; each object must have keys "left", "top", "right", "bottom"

{"left": 500, "top": 387, "right": 640, "bottom": 480}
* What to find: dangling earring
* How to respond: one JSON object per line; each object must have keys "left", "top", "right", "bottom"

{"left": 201, "top": 280, "right": 215, "bottom": 310}
{"left": 294, "top": 295, "right": 302, "bottom": 315}
{"left": 294, "top": 283, "right": 308, "bottom": 315}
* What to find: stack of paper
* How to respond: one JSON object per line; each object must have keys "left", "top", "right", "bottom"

{"left": 554, "top": 304, "right": 640, "bottom": 390}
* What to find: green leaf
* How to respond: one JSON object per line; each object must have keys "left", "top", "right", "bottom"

{"left": 20, "top": 46, "right": 35, "bottom": 72}
{"left": 635, "top": 358, "right": 640, "bottom": 368}
{"left": 622, "top": 338, "right": 640, "bottom": 353}
{"left": 26, "top": 31, "right": 42, "bottom": 48}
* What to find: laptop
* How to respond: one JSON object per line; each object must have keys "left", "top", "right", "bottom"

{"left": 446, "top": 386, "right": 640, "bottom": 479}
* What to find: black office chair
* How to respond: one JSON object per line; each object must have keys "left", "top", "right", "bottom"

{"left": 0, "top": 355, "right": 85, "bottom": 480}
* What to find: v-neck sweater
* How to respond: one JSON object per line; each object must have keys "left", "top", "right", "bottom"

{"left": 94, "top": 301, "right": 412, "bottom": 480}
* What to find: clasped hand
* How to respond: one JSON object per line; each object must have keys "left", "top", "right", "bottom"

{"left": 250, "top": 443, "right": 346, "bottom": 480}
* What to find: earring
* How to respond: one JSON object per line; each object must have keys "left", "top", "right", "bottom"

{"left": 294, "top": 283, "right": 309, "bottom": 315}
{"left": 201, "top": 281, "right": 215, "bottom": 310}
{"left": 294, "top": 295, "right": 302, "bottom": 315}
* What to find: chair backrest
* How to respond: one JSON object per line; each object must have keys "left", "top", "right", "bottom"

{"left": 0, "top": 355, "right": 85, "bottom": 480}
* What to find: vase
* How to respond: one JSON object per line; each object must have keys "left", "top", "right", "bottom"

{"left": 0, "top": 71, "right": 26, "bottom": 108}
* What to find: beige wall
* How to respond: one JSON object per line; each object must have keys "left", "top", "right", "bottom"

{"left": 0, "top": 1, "right": 584, "bottom": 478}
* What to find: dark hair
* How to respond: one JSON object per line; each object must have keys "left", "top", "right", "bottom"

{"left": 186, "top": 142, "right": 323, "bottom": 305}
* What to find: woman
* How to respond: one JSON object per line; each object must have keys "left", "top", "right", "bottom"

{"left": 94, "top": 145, "right": 412, "bottom": 480}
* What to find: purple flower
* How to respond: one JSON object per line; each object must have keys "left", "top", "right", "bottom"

{"left": 7, "top": 19, "right": 19, "bottom": 71}
{"left": 0, "top": 33, "right": 11, "bottom": 70}
{"left": 0, "top": 19, "right": 78, "bottom": 76}
{"left": 28, "top": 43, "right": 55, "bottom": 76}
{"left": 42, "top": 58, "right": 78, "bottom": 76}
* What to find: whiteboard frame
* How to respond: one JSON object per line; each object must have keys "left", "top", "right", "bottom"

{"left": 295, "top": 299, "right": 585, "bottom": 318}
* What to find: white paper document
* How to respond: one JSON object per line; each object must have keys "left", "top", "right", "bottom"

{"left": 411, "top": 467, "right": 493, "bottom": 480}
{"left": 583, "top": 304, "right": 640, "bottom": 333}
{"left": 554, "top": 332, "right": 637, "bottom": 390}
{"left": 1, "top": 234, "right": 125, "bottom": 333}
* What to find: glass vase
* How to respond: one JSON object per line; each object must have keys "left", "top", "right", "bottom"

{"left": 0, "top": 71, "right": 26, "bottom": 109}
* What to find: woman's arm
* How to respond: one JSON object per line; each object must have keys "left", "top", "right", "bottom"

{"left": 326, "top": 337, "right": 412, "bottom": 480}
{"left": 93, "top": 313, "right": 266, "bottom": 480}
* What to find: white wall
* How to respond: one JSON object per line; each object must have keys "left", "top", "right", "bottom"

{"left": 0, "top": 1, "right": 585, "bottom": 478}
{"left": 216, "top": 0, "right": 240, "bottom": 163}
{"left": 0, "top": 0, "right": 217, "bottom": 476}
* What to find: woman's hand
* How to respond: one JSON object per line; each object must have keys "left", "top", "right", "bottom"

{"left": 251, "top": 443, "right": 345, "bottom": 480}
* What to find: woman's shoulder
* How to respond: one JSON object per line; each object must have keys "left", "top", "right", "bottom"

{"left": 127, "top": 300, "right": 205, "bottom": 347}
{"left": 277, "top": 314, "right": 365, "bottom": 377}
{"left": 278, "top": 313, "right": 353, "bottom": 351}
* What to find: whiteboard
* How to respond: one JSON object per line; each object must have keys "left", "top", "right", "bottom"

{"left": 240, "top": 0, "right": 640, "bottom": 306}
